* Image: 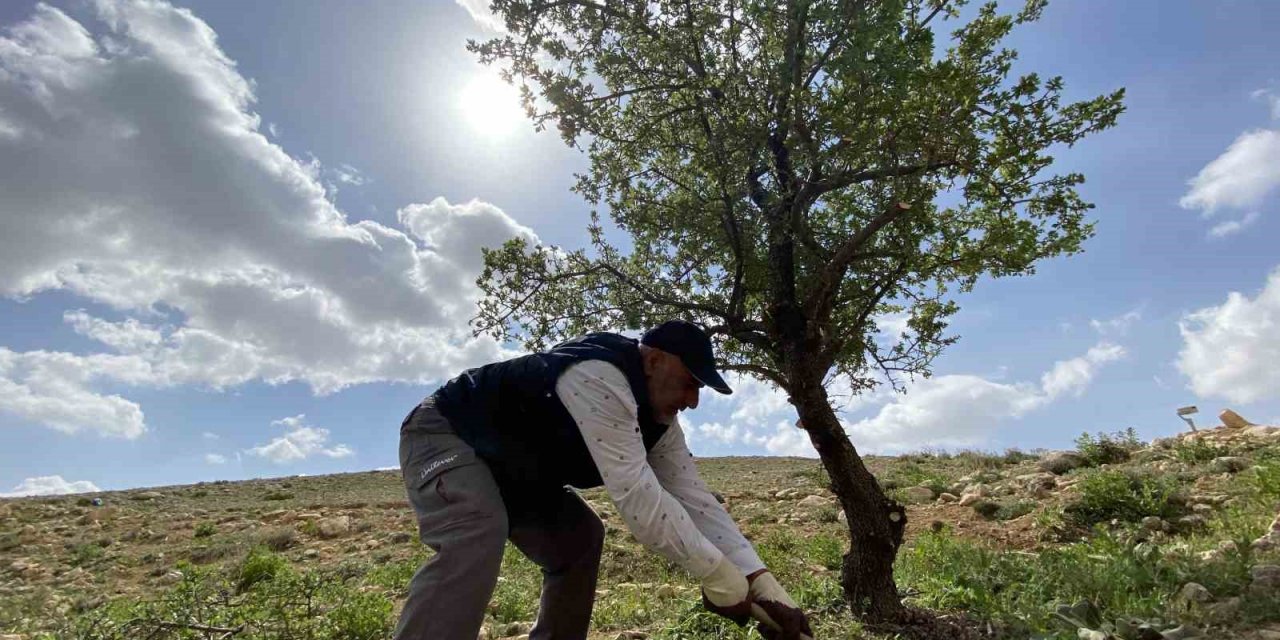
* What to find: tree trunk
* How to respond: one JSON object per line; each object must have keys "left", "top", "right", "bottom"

{"left": 794, "top": 387, "right": 908, "bottom": 621}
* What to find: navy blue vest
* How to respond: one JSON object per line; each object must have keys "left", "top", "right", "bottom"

{"left": 430, "top": 332, "right": 670, "bottom": 511}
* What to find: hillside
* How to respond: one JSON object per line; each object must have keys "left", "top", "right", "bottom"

{"left": 3, "top": 425, "right": 1279, "bottom": 639}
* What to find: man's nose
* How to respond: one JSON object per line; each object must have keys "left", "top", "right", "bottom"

{"left": 686, "top": 388, "right": 700, "bottom": 410}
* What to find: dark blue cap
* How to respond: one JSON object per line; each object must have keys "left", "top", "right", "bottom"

{"left": 640, "top": 320, "right": 732, "bottom": 395}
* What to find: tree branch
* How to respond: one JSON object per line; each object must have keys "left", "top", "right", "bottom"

{"left": 804, "top": 202, "right": 913, "bottom": 321}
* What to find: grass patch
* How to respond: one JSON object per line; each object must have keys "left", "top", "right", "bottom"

{"left": 1064, "top": 469, "right": 1185, "bottom": 528}
{"left": 897, "top": 522, "right": 1279, "bottom": 638}
{"left": 1171, "top": 438, "right": 1231, "bottom": 464}
{"left": 262, "top": 490, "right": 295, "bottom": 501}
{"left": 1074, "top": 428, "right": 1142, "bottom": 467}
{"left": 193, "top": 521, "right": 216, "bottom": 538}
{"left": 68, "top": 542, "right": 105, "bottom": 567}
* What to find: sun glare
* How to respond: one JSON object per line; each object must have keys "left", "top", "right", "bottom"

{"left": 458, "top": 73, "right": 525, "bottom": 138}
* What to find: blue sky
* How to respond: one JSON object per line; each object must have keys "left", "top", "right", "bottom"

{"left": 2, "top": 0, "right": 1279, "bottom": 497}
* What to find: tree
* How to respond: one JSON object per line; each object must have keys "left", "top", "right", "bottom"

{"left": 468, "top": 0, "right": 1123, "bottom": 623}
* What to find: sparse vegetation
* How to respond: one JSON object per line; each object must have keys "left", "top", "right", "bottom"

{"left": 2, "top": 430, "right": 1278, "bottom": 639}
{"left": 1172, "top": 438, "right": 1231, "bottom": 464}
{"left": 193, "top": 521, "right": 216, "bottom": 538}
{"left": 1075, "top": 428, "right": 1143, "bottom": 467}
{"left": 257, "top": 526, "right": 297, "bottom": 551}
{"left": 1064, "top": 469, "right": 1185, "bottom": 528}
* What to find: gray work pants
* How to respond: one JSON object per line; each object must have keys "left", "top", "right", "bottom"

{"left": 394, "top": 400, "right": 604, "bottom": 640}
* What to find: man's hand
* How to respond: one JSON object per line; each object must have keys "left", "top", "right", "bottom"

{"left": 747, "top": 570, "right": 814, "bottom": 640}
{"left": 700, "top": 556, "right": 752, "bottom": 626}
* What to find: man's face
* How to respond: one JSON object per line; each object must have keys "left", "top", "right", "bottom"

{"left": 646, "top": 350, "right": 703, "bottom": 424}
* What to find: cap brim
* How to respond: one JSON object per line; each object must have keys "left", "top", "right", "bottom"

{"left": 689, "top": 364, "right": 733, "bottom": 395}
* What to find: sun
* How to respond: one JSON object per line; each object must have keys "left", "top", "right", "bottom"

{"left": 458, "top": 73, "right": 526, "bottom": 138}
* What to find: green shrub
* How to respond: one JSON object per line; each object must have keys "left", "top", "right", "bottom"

{"left": 262, "top": 490, "right": 295, "bottom": 501}
{"left": 1253, "top": 463, "right": 1280, "bottom": 499}
{"left": 1001, "top": 448, "right": 1038, "bottom": 465}
{"left": 235, "top": 546, "right": 289, "bottom": 592}
{"left": 69, "top": 542, "right": 104, "bottom": 567}
{"left": 1074, "top": 428, "right": 1142, "bottom": 467}
{"left": 1064, "top": 470, "right": 1184, "bottom": 528}
{"left": 995, "top": 500, "right": 1037, "bottom": 521}
{"left": 193, "top": 521, "right": 216, "bottom": 538}
{"left": 1171, "top": 438, "right": 1230, "bottom": 464}
{"left": 258, "top": 525, "right": 297, "bottom": 551}
{"left": 188, "top": 543, "right": 235, "bottom": 564}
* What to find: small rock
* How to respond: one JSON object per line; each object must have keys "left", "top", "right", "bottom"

{"left": 1244, "top": 425, "right": 1278, "bottom": 439}
{"left": 902, "top": 486, "right": 935, "bottom": 504}
{"left": 1252, "top": 513, "right": 1280, "bottom": 551}
{"left": 1210, "top": 456, "right": 1250, "bottom": 474}
{"left": 836, "top": 510, "right": 847, "bottom": 524}
{"left": 937, "top": 493, "right": 959, "bottom": 503}
{"left": 317, "top": 516, "right": 352, "bottom": 539}
{"left": 958, "top": 493, "right": 982, "bottom": 507}
{"left": 303, "top": 549, "right": 320, "bottom": 559}
{"left": 1160, "top": 625, "right": 1201, "bottom": 640}
{"left": 1140, "top": 516, "right": 1164, "bottom": 531}
{"left": 1174, "top": 582, "right": 1211, "bottom": 607}
{"left": 796, "top": 495, "right": 829, "bottom": 509}
{"left": 1078, "top": 630, "right": 1108, "bottom": 640}
{"left": 1207, "top": 596, "right": 1240, "bottom": 622}
{"left": 963, "top": 483, "right": 991, "bottom": 497}
{"left": 1176, "top": 515, "right": 1206, "bottom": 529}
{"left": 1038, "top": 451, "right": 1084, "bottom": 475}
{"left": 1249, "top": 564, "right": 1280, "bottom": 596}
{"left": 1191, "top": 503, "right": 1214, "bottom": 514}
{"left": 615, "top": 632, "right": 648, "bottom": 640}
{"left": 656, "top": 584, "right": 676, "bottom": 598}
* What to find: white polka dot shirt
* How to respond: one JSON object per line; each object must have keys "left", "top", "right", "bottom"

{"left": 556, "top": 359, "right": 766, "bottom": 579}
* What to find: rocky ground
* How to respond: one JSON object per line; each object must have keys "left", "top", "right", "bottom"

{"left": 2, "top": 423, "right": 1279, "bottom": 639}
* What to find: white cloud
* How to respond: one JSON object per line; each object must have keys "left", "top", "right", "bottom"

{"left": 202, "top": 431, "right": 219, "bottom": 440}
{"left": 1207, "top": 211, "right": 1261, "bottom": 239}
{"left": 750, "top": 420, "right": 816, "bottom": 457}
{"left": 454, "top": 0, "right": 506, "bottom": 31}
{"left": 1253, "top": 88, "right": 1280, "bottom": 121}
{"left": 64, "top": 310, "right": 164, "bottom": 352}
{"left": 247, "top": 414, "right": 354, "bottom": 463}
{"left": 1179, "top": 129, "right": 1280, "bottom": 214}
{"left": 1040, "top": 343, "right": 1125, "bottom": 400}
{"left": 874, "top": 312, "right": 912, "bottom": 339}
{"left": 1177, "top": 268, "right": 1280, "bottom": 404}
{"left": 845, "top": 375, "right": 1045, "bottom": 453}
{"left": 846, "top": 342, "right": 1123, "bottom": 453}
{"left": 1089, "top": 310, "right": 1141, "bottom": 336}
{"left": 1, "top": 475, "right": 100, "bottom": 497}
{"left": 204, "top": 453, "right": 227, "bottom": 464}
{"left": 0, "top": 348, "right": 147, "bottom": 438}
{"left": 334, "top": 163, "right": 366, "bottom": 186}
{"left": 0, "top": 0, "right": 532, "bottom": 437}
{"left": 692, "top": 421, "right": 742, "bottom": 444}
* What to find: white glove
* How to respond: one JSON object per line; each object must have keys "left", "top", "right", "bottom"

{"left": 748, "top": 571, "right": 814, "bottom": 640}
{"left": 700, "top": 555, "right": 749, "bottom": 608}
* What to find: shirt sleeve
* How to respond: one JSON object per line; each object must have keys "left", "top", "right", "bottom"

{"left": 649, "top": 417, "right": 767, "bottom": 575}
{"left": 556, "top": 359, "right": 724, "bottom": 579}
